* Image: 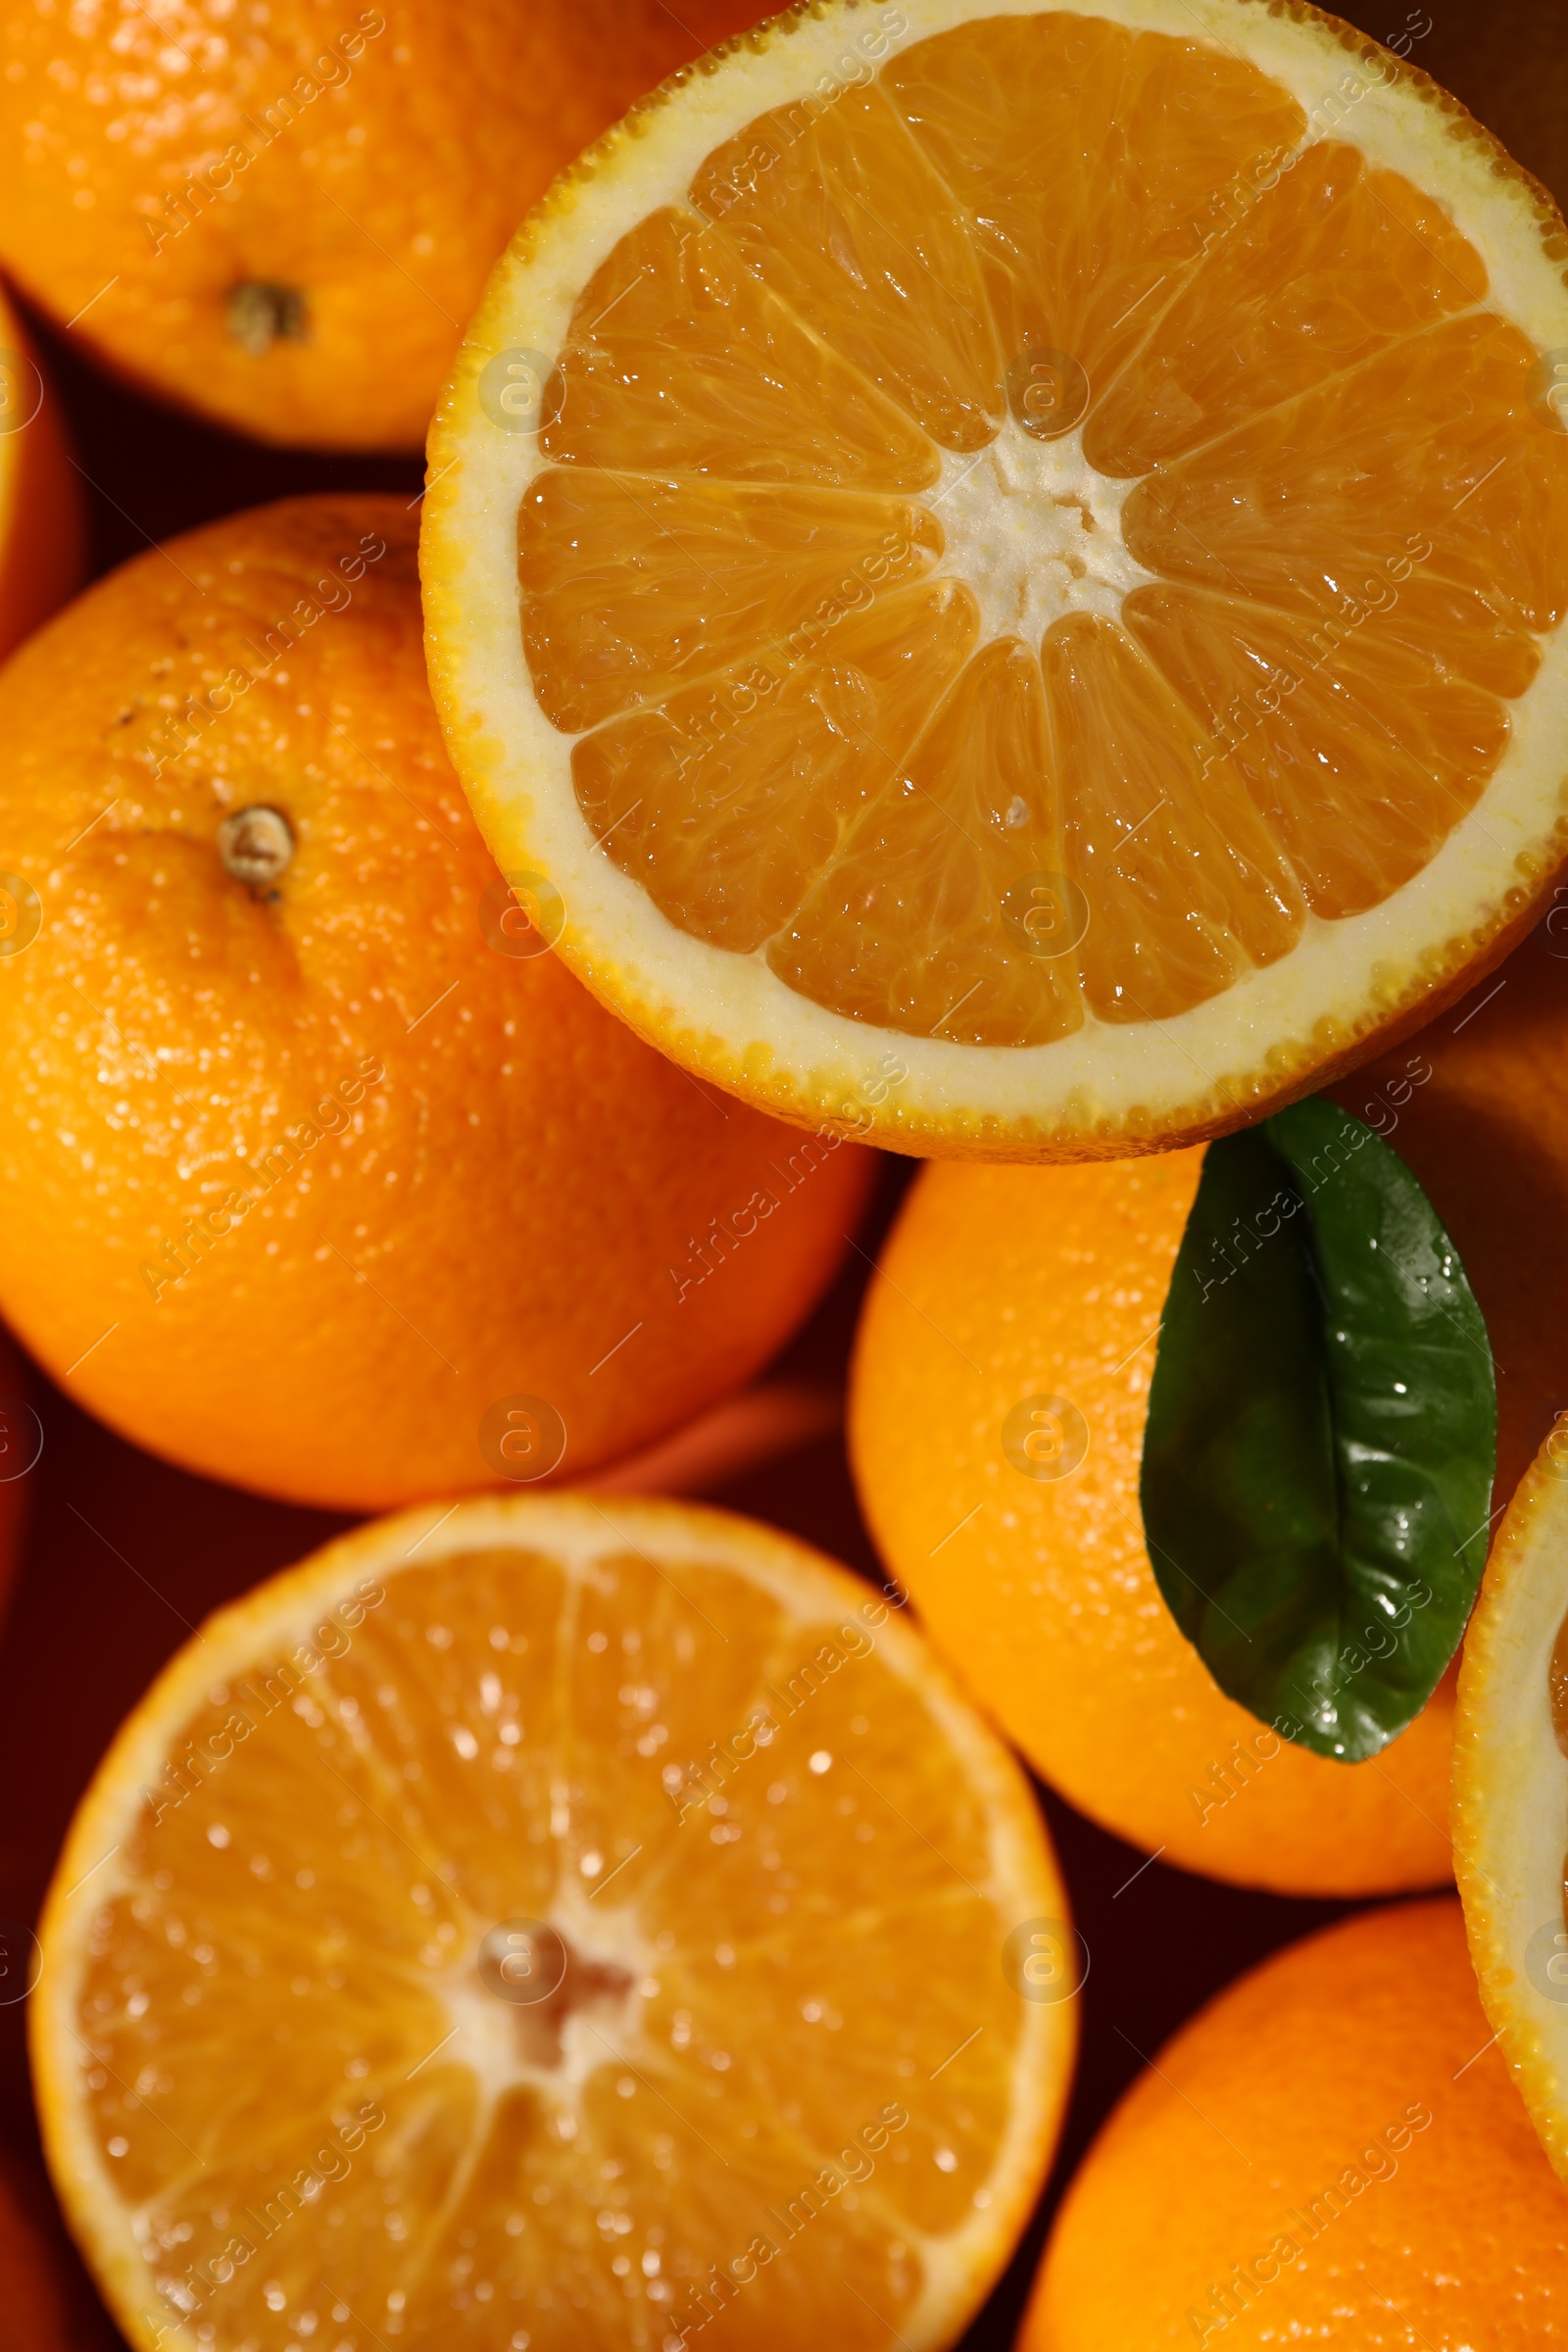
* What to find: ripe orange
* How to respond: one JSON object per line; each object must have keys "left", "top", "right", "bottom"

{"left": 0, "top": 494, "right": 874, "bottom": 1511}
{"left": 424, "top": 0, "right": 1568, "bottom": 1157}
{"left": 1022, "top": 1898, "right": 1568, "bottom": 2349}
{"left": 33, "top": 1493, "right": 1074, "bottom": 2351}
{"left": 0, "top": 0, "right": 760, "bottom": 451}
{"left": 848, "top": 1151, "right": 1455, "bottom": 1895}
{"left": 0, "top": 300, "right": 83, "bottom": 658}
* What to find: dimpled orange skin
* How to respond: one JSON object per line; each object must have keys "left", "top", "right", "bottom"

{"left": 0, "top": 494, "right": 874, "bottom": 1511}
{"left": 848, "top": 1152, "right": 1454, "bottom": 1895}
{"left": 1023, "top": 1900, "right": 1568, "bottom": 2350}
{"left": 0, "top": 0, "right": 762, "bottom": 451}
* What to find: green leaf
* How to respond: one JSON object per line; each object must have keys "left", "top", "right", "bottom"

{"left": 1140, "top": 1097, "right": 1496, "bottom": 1761}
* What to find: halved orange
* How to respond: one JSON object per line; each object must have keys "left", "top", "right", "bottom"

{"left": 1454, "top": 1424, "right": 1568, "bottom": 2188}
{"left": 423, "top": 0, "right": 1568, "bottom": 1157}
{"left": 32, "top": 1494, "right": 1072, "bottom": 2351}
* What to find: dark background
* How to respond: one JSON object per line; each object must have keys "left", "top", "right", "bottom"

{"left": 1, "top": 0, "right": 1564, "bottom": 2340}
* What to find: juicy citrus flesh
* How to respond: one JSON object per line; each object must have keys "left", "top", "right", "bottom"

{"left": 424, "top": 0, "right": 1568, "bottom": 1154}
{"left": 1024, "top": 1899, "right": 1568, "bottom": 2349}
{"left": 849, "top": 1152, "right": 1456, "bottom": 1894}
{"left": 33, "top": 1496, "right": 1072, "bottom": 2352}
{"left": 0, "top": 0, "right": 762, "bottom": 450}
{"left": 0, "top": 493, "right": 874, "bottom": 1510}
{"left": 1454, "top": 1425, "right": 1568, "bottom": 2189}
{"left": 538, "top": 29, "right": 1557, "bottom": 1044}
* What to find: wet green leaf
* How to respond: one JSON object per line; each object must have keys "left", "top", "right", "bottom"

{"left": 1141, "top": 1097, "right": 1495, "bottom": 1760}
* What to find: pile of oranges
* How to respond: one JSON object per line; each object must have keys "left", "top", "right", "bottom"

{"left": 3, "top": 1, "right": 1568, "bottom": 2347}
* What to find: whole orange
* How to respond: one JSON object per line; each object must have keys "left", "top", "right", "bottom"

{"left": 0, "top": 0, "right": 760, "bottom": 450}
{"left": 0, "top": 301, "right": 82, "bottom": 658}
{"left": 848, "top": 1152, "right": 1454, "bottom": 1895}
{"left": 0, "top": 494, "right": 874, "bottom": 1510}
{"left": 1023, "top": 1899, "right": 1568, "bottom": 2349}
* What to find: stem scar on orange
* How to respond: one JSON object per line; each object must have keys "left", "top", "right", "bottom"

{"left": 0, "top": 0, "right": 766, "bottom": 450}
{"left": 0, "top": 494, "right": 875, "bottom": 1511}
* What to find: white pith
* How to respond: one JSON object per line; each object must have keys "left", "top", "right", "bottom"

{"left": 931, "top": 422, "right": 1153, "bottom": 640}
{"left": 434, "top": 1896, "right": 647, "bottom": 2101}
{"left": 32, "top": 1494, "right": 1072, "bottom": 2352}
{"left": 1455, "top": 1455, "right": 1568, "bottom": 2187}
{"left": 421, "top": 0, "right": 1568, "bottom": 1150}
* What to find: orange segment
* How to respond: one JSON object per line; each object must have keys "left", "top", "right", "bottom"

{"left": 1119, "top": 310, "right": 1568, "bottom": 632}
{"left": 34, "top": 1496, "right": 1073, "bottom": 2352}
{"left": 539, "top": 209, "right": 941, "bottom": 492}
{"left": 518, "top": 468, "right": 940, "bottom": 732}
{"left": 885, "top": 14, "right": 1306, "bottom": 403}
{"left": 1041, "top": 612, "right": 1302, "bottom": 1021}
{"left": 690, "top": 85, "right": 1004, "bottom": 451}
{"left": 1084, "top": 141, "right": 1489, "bottom": 475}
{"left": 424, "top": 0, "right": 1568, "bottom": 1155}
{"left": 573, "top": 579, "right": 980, "bottom": 953}
{"left": 769, "top": 635, "right": 1079, "bottom": 1044}
{"left": 1126, "top": 582, "right": 1511, "bottom": 916}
